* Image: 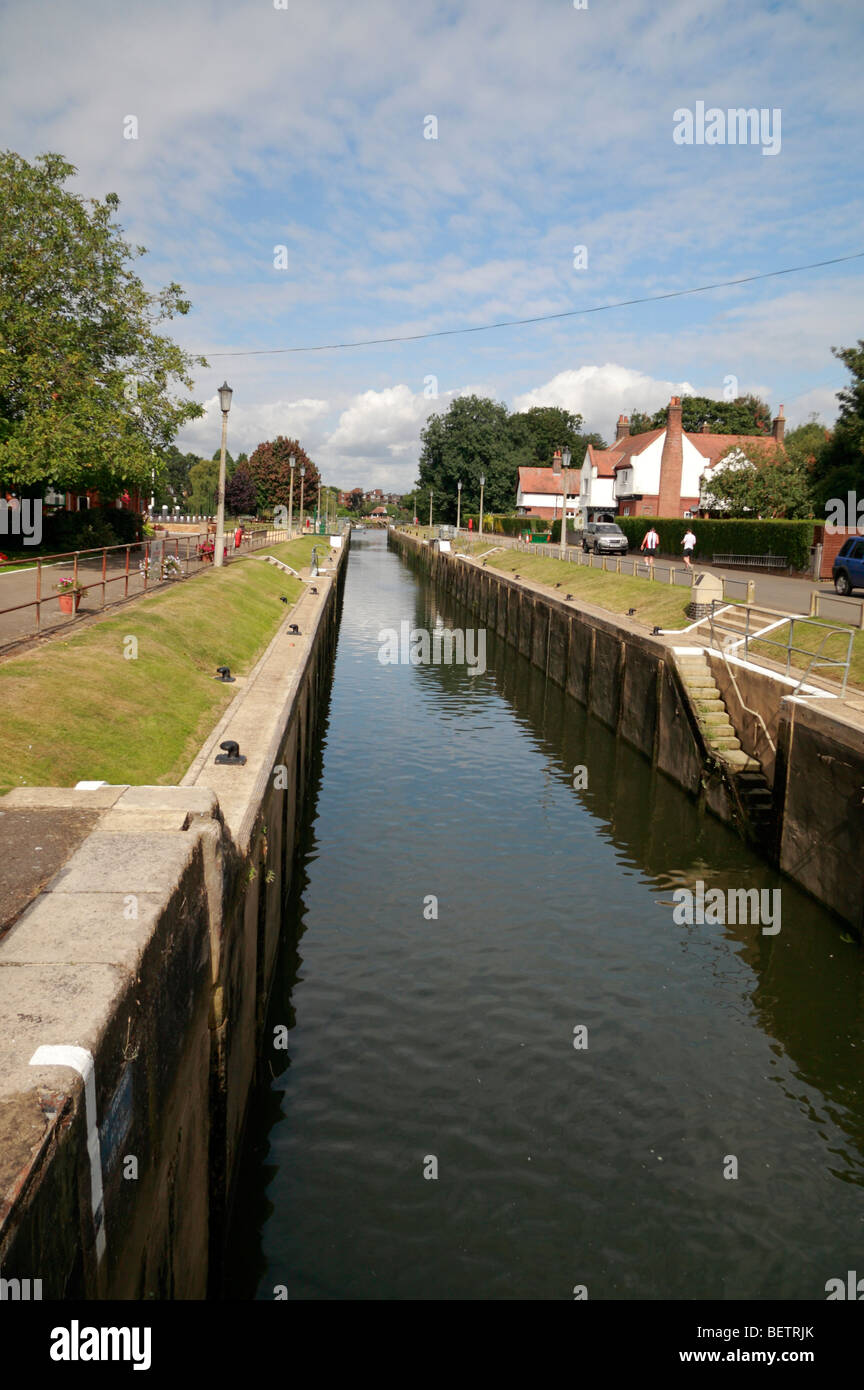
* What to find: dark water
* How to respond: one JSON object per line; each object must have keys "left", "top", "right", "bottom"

{"left": 227, "top": 530, "right": 864, "bottom": 1301}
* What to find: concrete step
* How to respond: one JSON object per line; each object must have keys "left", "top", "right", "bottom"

{"left": 684, "top": 680, "right": 720, "bottom": 695}
{"left": 696, "top": 699, "right": 726, "bottom": 713}
{"left": 701, "top": 711, "right": 734, "bottom": 726}
{"left": 711, "top": 736, "right": 742, "bottom": 751}
{"left": 719, "top": 750, "right": 762, "bottom": 771}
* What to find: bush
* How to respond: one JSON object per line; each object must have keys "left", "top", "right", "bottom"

{"left": 613, "top": 517, "right": 815, "bottom": 571}
{"left": 463, "top": 514, "right": 550, "bottom": 536}
{"left": 42, "top": 506, "right": 142, "bottom": 554}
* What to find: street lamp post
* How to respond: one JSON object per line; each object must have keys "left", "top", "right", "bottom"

{"left": 214, "top": 381, "right": 233, "bottom": 568}
{"left": 457, "top": 479, "right": 462, "bottom": 532}
{"left": 299, "top": 464, "right": 306, "bottom": 533}
{"left": 429, "top": 489, "right": 433, "bottom": 529}
{"left": 288, "top": 454, "right": 296, "bottom": 537}
{"left": 478, "top": 473, "right": 485, "bottom": 540}
{"left": 560, "top": 446, "right": 571, "bottom": 559}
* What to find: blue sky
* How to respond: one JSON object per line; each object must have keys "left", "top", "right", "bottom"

{"left": 2, "top": 0, "right": 863, "bottom": 489}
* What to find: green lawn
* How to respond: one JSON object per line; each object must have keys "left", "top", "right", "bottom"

{"left": 458, "top": 542, "right": 696, "bottom": 631}
{"left": 0, "top": 543, "right": 314, "bottom": 795}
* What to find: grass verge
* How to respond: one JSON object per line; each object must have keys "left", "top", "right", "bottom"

{"left": 454, "top": 538, "right": 864, "bottom": 692}
{"left": 0, "top": 544, "right": 314, "bottom": 794}
{"left": 459, "top": 542, "right": 696, "bottom": 631}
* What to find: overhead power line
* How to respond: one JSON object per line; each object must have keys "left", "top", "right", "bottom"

{"left": 201, "top": 251, "right": 864, "bottom": 358}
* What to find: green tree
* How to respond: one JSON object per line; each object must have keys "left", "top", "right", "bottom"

{"left": 417, "top": 394, "right": 517, "bottom": 521}
{"left": 629, "top": 395, "right": 772, "bottom": 436}
{"left": 188, "top": 457, "right": 220, "bottom": 514}
{"left": 702, "top": 442, "right": 814, "bottom": 518}
{"left": 0, "top": 151, "right": 205, "bottom": 498}
{"left": 347, "top": 488, "right": 365, "bottom": 513}
{"left": 810, "top": 340, "right": 864, "bottom": 510}
{"left": 158, "top": 445, "right": 198, "bottom": 503}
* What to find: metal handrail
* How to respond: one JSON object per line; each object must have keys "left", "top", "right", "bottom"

{"left": 710, "top": 632, "right": 777, "bottom": 756}
{"left": 0, "top": 527, "right": 288, "bottom": 647}
{"left": 708, "top": 599, "right": 854, "bottom": 695}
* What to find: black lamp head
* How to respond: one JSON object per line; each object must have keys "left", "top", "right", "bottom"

{"left": 216, "top": 666, "right": 235, "bottom": 682}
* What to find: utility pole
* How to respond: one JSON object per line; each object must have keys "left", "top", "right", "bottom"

{"left": 429, "top": 489, "right": 433, "bottom": 528}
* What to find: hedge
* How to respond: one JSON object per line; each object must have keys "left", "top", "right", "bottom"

{"left": 463, "top": 514, "right": 549, "bottom": 536}
{"left": 611, "top": 518, "right": 815, "bottom": 571}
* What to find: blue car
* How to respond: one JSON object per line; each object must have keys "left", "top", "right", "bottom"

{"left": 832, "top": 536, "right": 864, "bottom": 595}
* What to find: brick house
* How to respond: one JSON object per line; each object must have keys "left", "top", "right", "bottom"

{"left": 579, "top": 397, "right": 785, "bottom": 518}
{"left": 516, "top": 464, "right": 580, "bottom": 522}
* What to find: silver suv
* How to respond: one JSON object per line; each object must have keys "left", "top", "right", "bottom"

{"left": 582, "top": 522, "right": 628, "bottom": 555}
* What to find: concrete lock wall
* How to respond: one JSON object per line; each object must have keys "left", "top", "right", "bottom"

{"left": 0, "top": 540, "right": 348, "bottom": 1298}
{"left": 390, "top": 529, "right": 864, "bottom": 934}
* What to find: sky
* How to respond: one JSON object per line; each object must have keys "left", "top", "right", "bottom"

{"left": 1, "top": 0, "right": 863, "bottom": 491}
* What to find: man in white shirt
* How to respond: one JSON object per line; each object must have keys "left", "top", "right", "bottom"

{"left": 640, "top": 525, "right": 660, "bottom": 569}
{"left": 681, "top": 528, "right": 697, "bottom": 569}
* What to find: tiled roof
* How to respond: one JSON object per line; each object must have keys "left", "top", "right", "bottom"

{"left": 690, "top": 433, "right": 779, "bottom": 469}
{"left": 517, "top": 466, "right": 570, "bottom": 495}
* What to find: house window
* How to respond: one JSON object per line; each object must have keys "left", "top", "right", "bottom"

{"left": 76, "top": 495, "right": 89, "bottom": 512}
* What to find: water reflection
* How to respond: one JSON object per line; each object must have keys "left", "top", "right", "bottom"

{"left": 226, "top": 531, "right": 864, "bottom": 1302}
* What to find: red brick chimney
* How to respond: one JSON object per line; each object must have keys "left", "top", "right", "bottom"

{"left": 772, "top": 405, "right": 785, "bottom": 445}
{"left": 615, "top": 414, "right": 630, "bottom": 442}
{"left": 657, "top": 396, "right": 684, "bottom": 517}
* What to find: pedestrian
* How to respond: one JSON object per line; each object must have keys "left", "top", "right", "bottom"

{"left": 681, "top": 526, "right": 697, "bottom": 569}
{"left": 640, "top": 525, "right": 659, "bottom": 569}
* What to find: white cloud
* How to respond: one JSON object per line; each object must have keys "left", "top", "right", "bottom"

{"left": 179, "top": 394, "right": 330, "bottom": 457}
{"left": 785, "top": 386, "right": 840, "bottom": 428}
{"left": 513, "top": 365, "right": 697, "bottom": 440}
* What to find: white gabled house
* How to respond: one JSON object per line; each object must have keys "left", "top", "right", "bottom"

{"left": 576, "top": 400, "right": 785, "bottom": 518}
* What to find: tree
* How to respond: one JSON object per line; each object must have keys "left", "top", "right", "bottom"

{"left": 701, "top": 442, "right": 814, "bottom": 518}
{"left": 347, "top": 488, "right": 366, "bottom": 514}
{"left": 188, "top": 457, "right": 219, "bottom": 514}
{"left": 0, "top": 151, "right": 205, "bottom": 499}
{"left": 809, "top": 340, "right": 864, "bottom": 510}
{"left": 247, "top": 436, "right": 320, "bottom": 511}
{"left": 225, "top": 461, "right": 258, "bottom": 515}
{"left": 417, "top": 394, "right": 517, "bottom": 521}
{"left": 629, "top": 395, "right": 772, "bottom": 436}
{"left": 158, "top": 445, "right": 198, "bottom": 503}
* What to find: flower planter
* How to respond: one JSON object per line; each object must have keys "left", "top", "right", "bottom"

{"left": 58, "top": 592, "right": 81, "bottom": 614}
